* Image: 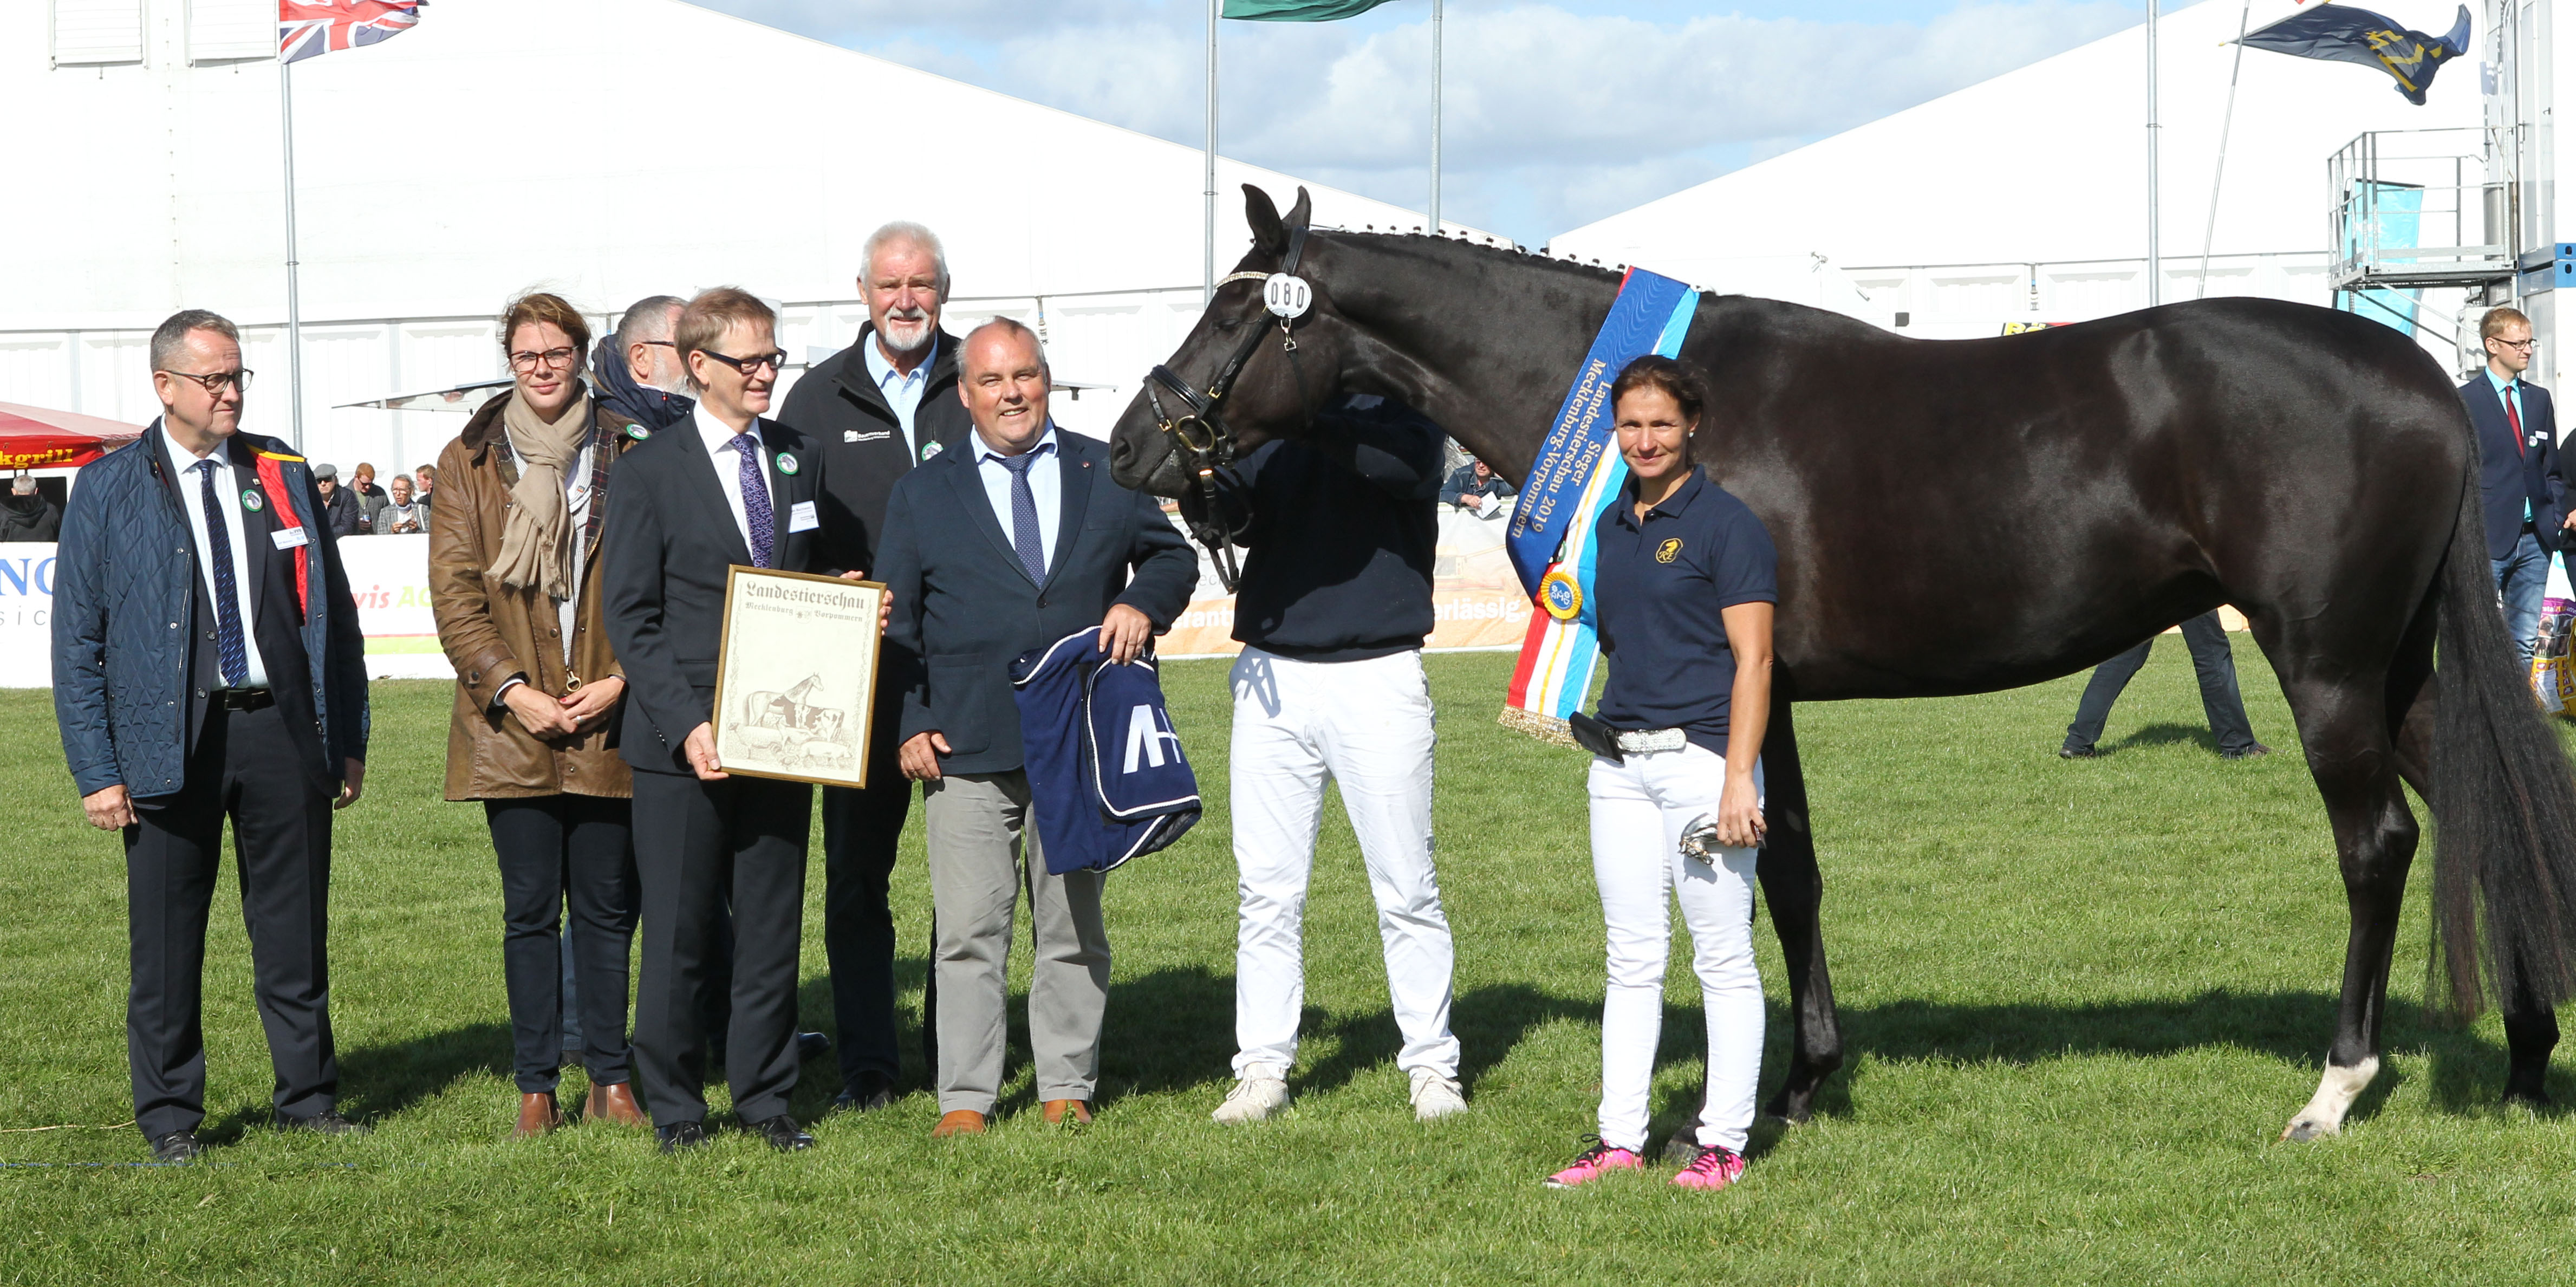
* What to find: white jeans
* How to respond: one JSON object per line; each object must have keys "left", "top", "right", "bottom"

{"left": 1587, "top": 742, "right": 1764, "bottom": 1153}
{"left": 1229, "top": 646, "right": 1460, "bottom": 1080}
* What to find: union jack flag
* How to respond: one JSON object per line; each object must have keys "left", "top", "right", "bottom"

{"left": 279, "top": 2, "right": 424, "bottom": 67}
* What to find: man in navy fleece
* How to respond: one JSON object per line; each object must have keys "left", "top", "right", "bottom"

{"left": 1188, "top": 395, "right": 1466, "bottom": 1126}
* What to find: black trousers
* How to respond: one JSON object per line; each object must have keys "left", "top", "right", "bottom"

{"left": 629, "top": 768, "right": 812, "bottom": 1127}
{"left": 2063, "top": 611, "right": 2259, "bottom": 755}
{"left": 126, "top": 701, "right": 337, "bottom": 1141}
{"left": 821, "top": 710, "right": 931, "bottom": 1090}
{"left": 485, "top": 795, "right": 635, "bottom": 1095}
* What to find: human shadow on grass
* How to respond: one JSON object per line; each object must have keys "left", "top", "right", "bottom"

{"left": 1810, "top": 989, "right": 2567, "bottom": 1123}
{"left": 2103, "top": 722, "right": 2229, "bottom": 756}
{"left": 333, "top": 1018, "right": 515, "bottom": 1124}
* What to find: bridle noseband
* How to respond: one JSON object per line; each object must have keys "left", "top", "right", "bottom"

{"left": 1145, "top": 223, "right": 1316, "bottom": 592}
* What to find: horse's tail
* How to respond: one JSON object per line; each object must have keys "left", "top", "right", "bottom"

{"left": 2430, "top": 463, "right": 2576, "bottom": 1018}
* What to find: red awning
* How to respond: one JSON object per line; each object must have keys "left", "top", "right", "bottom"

{"left": 0, "top": 401, "right": 144, "bottom": 470}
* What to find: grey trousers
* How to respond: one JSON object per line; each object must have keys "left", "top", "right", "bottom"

{"left": 922, "top": 770, "right": 1110, "bottom": 1115}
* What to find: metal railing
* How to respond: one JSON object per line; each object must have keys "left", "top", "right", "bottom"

{"left": 2327, "top": 127, "right": 2516, "bottom": 290}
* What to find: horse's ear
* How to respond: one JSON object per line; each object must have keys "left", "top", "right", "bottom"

{"left": 1286, "top": 186, "right": 1312, "bottom": 233}
{"left": 1245, "top": 185, "right": 1287, "bottom": 255}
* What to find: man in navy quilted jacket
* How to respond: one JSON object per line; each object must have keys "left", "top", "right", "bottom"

{"left": 52, "top": 310, "right": 370, "bottom": 1164}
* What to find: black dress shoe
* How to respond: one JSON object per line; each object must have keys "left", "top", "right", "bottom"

{"left": 797, "top": 1031, "right": 832, "bottom": 1062}
{"left": 276, "top": 1110, "right": 369, "bottom": 1136}
{"left": 2058, "top": 745, "right": 2099, "bottom": 759}
{"left": 831, "top": 1071, "right": 895, "bottom": 1115}
{"left": 656, "top": 1121, "right": 710, "bottom": 1154}
{"left": 150, "top": 1130, "right": 204, "bottom": 1162}
{"left": 747, "top": 1114, "right": 815, "bottom": 1152}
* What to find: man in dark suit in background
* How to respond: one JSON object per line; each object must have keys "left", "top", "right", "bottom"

{"left": 601, "top": 288, "right": 839, "bottom": 1154}
{"left": 2462, "top": 306, "right": 2576, "bottom": 660}
{"left": 875, "top": 317, "right": 1198, "bottom": 1136}
{"left": 780, "top": 221, "right": 973, "bottom": 1114}
{"left": 53, "top": 309, "right": 371, "bottom": 1162}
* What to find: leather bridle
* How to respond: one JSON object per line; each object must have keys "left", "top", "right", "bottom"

{"left": 1145, "top": 223, "right": 1316, "bottom": 591}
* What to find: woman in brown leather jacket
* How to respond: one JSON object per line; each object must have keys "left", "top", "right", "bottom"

{"left": 430, "top": 292, "right": 653, "bottom": 1138}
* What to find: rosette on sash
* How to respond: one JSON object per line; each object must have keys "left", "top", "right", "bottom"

{"left": 1499, "top": 269, "right": 1699, "bottom": 744}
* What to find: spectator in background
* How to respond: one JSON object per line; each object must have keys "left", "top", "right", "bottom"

{"left": 1, "top": 471, "right": 61, "bottom": 542}
{"left": 415, "top": 464, "right": 438, "bottom": 512}
{"left": 2461, "top": 306, "right": 2576, "bottom": 660}
{"left": 1440, "top": 456, "right": 1516, "bottom": 518}
{"left": 591, "top": 295, "right": 695, "bottom": 434}
{"left": 378, "top": 474, "right": 425, "bottom": 535}
{"left": 313, "top": 464, "right": 361, "bottom": 538}
{"left": 350, "top": 463, "right": 389, "bottom": 535}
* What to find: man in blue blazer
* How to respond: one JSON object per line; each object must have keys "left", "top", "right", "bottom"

{"left": 875, "top": 317, "right": 1198, "bottom": 1135}
{"left": 2462, "top": 306, "right": 2576, "bottom": 659}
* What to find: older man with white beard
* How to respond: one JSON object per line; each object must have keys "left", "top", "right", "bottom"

{"left": 780, "top": 221, "right": 974, "bottom": 1114}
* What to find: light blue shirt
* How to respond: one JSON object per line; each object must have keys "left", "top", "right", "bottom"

{"left": 2490, "top": 367, "right": 2532, "bottom": 521}
{"left": 973, "top": 422, "right": 1062, "bottom": 575}
{"left": 863, "top": 333, "right": 938, "bottom": 460}
{"left": 159, "top": 427, "right": 270, "bottom": 690}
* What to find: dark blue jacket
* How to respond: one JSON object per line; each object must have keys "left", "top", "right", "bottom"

{"left": 876, "top": 427, "right": 1198, "bottom": 776}
{"left": 2461, "top": 374, "right": 2569, "bottom": 559}
{"left": 1208, "top": 396, "right": 1445, "bottom": 662}
{"left": 53, "top": 424, "right": 370, "bottom": 800}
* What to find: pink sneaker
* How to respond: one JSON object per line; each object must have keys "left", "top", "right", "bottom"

{"left": 1544, "top": 1135, "right": 1643, "bottom": 1188}
{"left": 1670, "top": 1144, "right": 1747, "bottom": 1191}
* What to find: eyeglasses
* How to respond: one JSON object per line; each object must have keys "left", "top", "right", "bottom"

{"left": 640, "top": 340, "right": 676, "bottom": 349}
{"left": 159, "top": 368, "right": 253, "bottom": 393}
{"left": 696, "top": 349, "right": 787, "bottom": 376}
{"left": 509, "top": 347, "right": 580, "bottom": 373}
{"left": 2493, "top": 338, "right": 2539, "bottom": 353}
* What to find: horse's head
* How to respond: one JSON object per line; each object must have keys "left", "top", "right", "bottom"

{"left": 1109, "top": 185, "right": 1363, "bottom": 495}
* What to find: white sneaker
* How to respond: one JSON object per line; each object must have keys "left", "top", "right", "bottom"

{"left": 1212, "top": 1064, "right": 1290, "bottom": 1124}
{"left": 1409, "top": 1069, "right": 1467, "bottom": 1121}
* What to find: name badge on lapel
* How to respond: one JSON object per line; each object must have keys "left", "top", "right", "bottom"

{"left": 271, "top": 526, "right": 310, "bottom": 551}
{"left": 789, "top": 500, "right": 819, "bottom": 533}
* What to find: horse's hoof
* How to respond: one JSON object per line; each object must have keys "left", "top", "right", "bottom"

{"left": 2280, "top": 1116, "right": 2337, "bottom": 1142}
{"left": 2501, "top": 1085, "right": 2553, "bottom": 1110}
{"left": 1761, "top": 1091, "right": 1814, "bottom": 1123}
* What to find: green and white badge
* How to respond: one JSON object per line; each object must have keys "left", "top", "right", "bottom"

{"left": 775, "top": 452, "right": 800, "bottom": 475}
{"left": 240, "top": 489, "right": 264, "bottom": 512}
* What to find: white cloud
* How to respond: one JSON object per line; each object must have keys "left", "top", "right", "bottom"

{"left": 692, "top": 0, "right": 2138, "bottom": 244}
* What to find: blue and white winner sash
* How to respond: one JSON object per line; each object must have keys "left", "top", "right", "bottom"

{"left": 1501, "top": 268, "right": 1699, "bottom": 743}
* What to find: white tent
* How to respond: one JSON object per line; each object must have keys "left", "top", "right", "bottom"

{"left": 2, "top": 0, "right": 1476, "bottom": 465}
{"left": 1548, "top": 1, "right": 2486, "bottom": 360}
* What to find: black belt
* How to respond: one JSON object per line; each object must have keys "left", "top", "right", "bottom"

{"left": 212, "top": 688, "right": 274, "bottom": 712}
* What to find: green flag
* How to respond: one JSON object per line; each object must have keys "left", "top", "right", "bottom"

{"left": 1222, "top": 0, "right": 1404, "bottom": 20}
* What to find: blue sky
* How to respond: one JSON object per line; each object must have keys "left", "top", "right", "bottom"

{"left": 698, "top": 1, "right": 2155, "bottom": 244}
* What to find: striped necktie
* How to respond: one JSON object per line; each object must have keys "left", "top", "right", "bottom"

{"left": 194, "top": 459, "right": 251, "bottom": 688}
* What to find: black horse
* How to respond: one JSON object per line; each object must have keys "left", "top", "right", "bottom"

{"left": 1108, "top": 186, "right": 2576, "bottom": 1140}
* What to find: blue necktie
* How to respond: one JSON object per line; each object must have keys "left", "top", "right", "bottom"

{"left": 730, "top": 432, "right": 774, "bottom": 569}
{"left": 195, "top": 459, "right": 251, "bottom": 688}
{"left": 997, "top": 448, "right": 1049, "bottom": 583}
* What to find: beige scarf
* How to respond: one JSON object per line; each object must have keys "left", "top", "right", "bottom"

{"left": 491, "top": 387, "right": 591, "bottom": 599}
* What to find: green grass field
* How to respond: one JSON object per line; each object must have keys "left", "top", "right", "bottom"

{"left": 5, "top": 643, "right": 2574, "bottom": 1284}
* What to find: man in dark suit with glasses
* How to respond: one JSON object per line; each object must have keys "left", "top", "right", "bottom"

{"left": 602, "top": 287, "right": 843, "bottom": 1154}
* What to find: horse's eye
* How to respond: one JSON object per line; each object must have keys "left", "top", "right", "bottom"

{"left": 1215, "top": 317, "right": 1244, "bottom": 331}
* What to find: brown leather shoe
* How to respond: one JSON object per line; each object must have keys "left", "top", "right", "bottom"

{"left": 1041, "top": 1098, "right": 1094, "bottom": 1126}
{"left": 931, "top": 1109, "right": 987, "bottom": 1138}
{"left": 513, "top": 1092, "right": 561, "bottom": 1139}
{"left": 586, "top": 1081, "right": 647, "bottom": 1128}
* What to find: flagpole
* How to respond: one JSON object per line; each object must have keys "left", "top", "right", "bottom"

{"left": 1205, "top": 0, "right": 1219, "bottom": 306}
{"left": 2195, "top": 2, "right": 2253, "bottom": 300}
{"left": 2145, "top": 0, "right": 2161, "bottom": 309}
{"left": 1428, "top": 0, "right": 1442, "bottom": 236}
{"left": 280, "top": 54, "right": 307, "bottom": 449}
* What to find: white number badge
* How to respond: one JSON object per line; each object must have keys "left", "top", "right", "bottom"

{"left": 1263, "top": 273, "right": 1312, "bottom": 320}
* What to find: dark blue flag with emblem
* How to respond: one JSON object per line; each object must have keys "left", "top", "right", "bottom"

{"left": 2239, "top": 3, "right": 2471, "bottom": 106}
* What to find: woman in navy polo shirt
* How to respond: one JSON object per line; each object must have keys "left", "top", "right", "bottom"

{"left": 1544, "top": 355, "right": 1777, "bottom": 1193}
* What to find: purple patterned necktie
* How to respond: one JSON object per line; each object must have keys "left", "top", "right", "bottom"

{"left": 731, "top": 432, "right": 773, "bottom": 568}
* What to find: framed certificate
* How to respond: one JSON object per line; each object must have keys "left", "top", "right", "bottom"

{"left": 711, "top": 566, "right": 886, "bottom": 788}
